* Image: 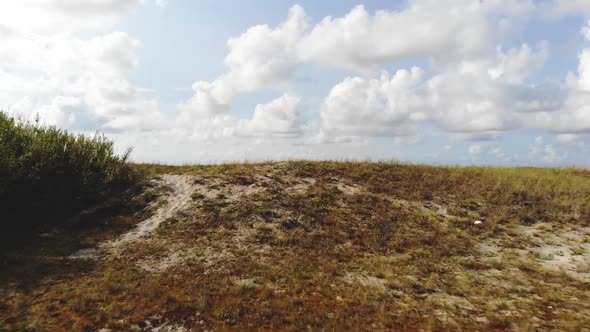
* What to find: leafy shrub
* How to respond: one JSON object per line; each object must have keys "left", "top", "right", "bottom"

{"left": 0, "top": 112, "right": 139, "bottom": 244}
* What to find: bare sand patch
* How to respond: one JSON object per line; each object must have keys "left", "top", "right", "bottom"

{"left": 342, "top": 272, "right": 388, "bottom": 291}
{"left": 69, "top": 174, "right": 197, "bottom": 259}
{"left": 479, "top": 223, "right": 590, "bottom": 282}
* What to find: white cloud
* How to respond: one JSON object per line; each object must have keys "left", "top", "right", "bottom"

{"left": 177, "top": 1, "right": 543, "bottom": 139}
{"left": 0, "top": 0, "right": 162, "bottom": 132}
{"left": 491, "top": 146, "right": 507, "bottom": 159}
{"left": 525, "top": 24, "right": 590, "bottom": 134}
{"left": 319, "top": 68, "right": 424, "bottom": 139}
{"left": 177, "top": 2, "right": 566, "bottom": 144}
{"left": 528, "top": 136, "right": 559, "bottom": 163}
{"left": 424, "top": 69, "right": 518, "bottom": 135}
{"left": 544, "top": 0, "right": 590, "bottom": 18}
{"left": 488, "top": 43, "right": 549, "bottom": 83}
{"left": 310, "top": 130, "right": 370, "bottom": 145}
{"left": 544, "top": 144, "right": 557, "bottom": 162}
{"left": 236, "top": 94, "right": 303, "bottom": 137}
{"left": 557, "top": 133, "right": 580, "bottom": 143}
{"left": 178, "top": 6, "right": 306, "bottom": 119}
{"left": 482, "top": 0, "right": 536, "bottom": 16}
{"left": 530, "top": 135, "right": 544, "bottom": 154}
{"left": 317, "top": 41, "right": 550, "bottom": 140}
{"left": 469, "top": 144, "right": 483, "bottom": 155}
{"left": 576, "top": 47, "right": 590, "bottom": 91}
{"left": 582, "top": 20, "right": 590, "bottom": 40}
{"left": 2, "top": 1, "right": 588, "bottom": 165}
{"left": 177, "top": 81, "right": 231, "bottom": 118}
{"left": 221, "top": 6, "right": 305, "bottom": 95}
{"left": 175, "top": 94, "right": 305, "bottom": 143}
{"left": 295, "top": 1, "right": 534, "bottom": 73}
{"left": 0, "top": 29, "right": 161, "bottom": 131}
{"left": 0, "top": 0, "right": 142, "bottom": 33}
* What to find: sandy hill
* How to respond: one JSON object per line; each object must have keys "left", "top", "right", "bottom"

{"left": 1, "top": 162, "right": 589, "bottom": 331}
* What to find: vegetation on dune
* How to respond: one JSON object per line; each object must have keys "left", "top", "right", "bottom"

{"left": 139, "top": 161, "right": 590, "bottom": 227}
{"left": 2, "top": 162, "right": 589, "bottom": 331}
{"left": 0, "top": 112, "right": 140, "bottom": 247}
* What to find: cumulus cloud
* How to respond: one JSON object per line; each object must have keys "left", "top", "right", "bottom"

{"left": 544, "top": 144, "right": 557, "bottom": 162}
{"left": 3, "top": 1, "right": 589, "bottom": 164}
{"left": 0, "top": 0, "right": 142, "bottom": 33}
{"left": 298, "top": 0, "right": 538, "bottom": 73}
{"left": 220, "top": 6, "right": 305, "bottom": 96}
{"left": 295, "top": 1, "right": 523, "bottom": 73}
{"left": 582, "top": 21, "right": 590, "bottom": 40}
{"left": 176, "top": 94, "right": 305, "bottom": 141}
{"left": 236, "top": 94, "right": 303, "bottom": 138}
{"left": 320, "top": 68, "right": 424, "bottom": 138}
{"left": 543, "top": 0, "right": 590, "bottom": 18}
{"left": 525, "top": 22, "right": 590, "bottom": 134}
{"left": 488, "top": 43, "right": 549, "bottom": 83}
{"left": 469, "top": 144, "right": 483, "bottom": 155}
{"left": 424, "top": 68, "right": 518, "bottom": 136}
{"left": 529, "top": 136, "right": 559, "bottom": 162}
{"left": 557, "top": 133, "right": 581, "bottom": 143}
{"left": 0, "top": 2, "right": 161, "bottom": 131}
{"left": 179, "top": 0, "right": 541, "bottom": 139}
{"left": 177, "top": 81, "right": 232, "bottom": 118}
{"left": 490, "top": 146, "right": 508, "bottom": 159}
{"left": 178, "top": 6, "right": 306, "bottom": 117}
{"left": 175, "top": 1, "right": 584, "bottom": 147}
{"left": 317, "top": 41, "right": 551, "bottom": 140}
{"left": 530, "top": 136, "right": 544, "bottom": 154}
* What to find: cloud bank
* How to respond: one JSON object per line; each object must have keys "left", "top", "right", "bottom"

{"left": 2, "top": 0, "right": 590, "bottom": 165}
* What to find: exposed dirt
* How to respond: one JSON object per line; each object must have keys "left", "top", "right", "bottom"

{"left": 117, "top": 175, "right": 196, "bottom": 243}
{"left": 479, "top": 223, "right": 590, "bottom": 282}
{"left": 69, "top": 174, "right": 196, "bottom": 260}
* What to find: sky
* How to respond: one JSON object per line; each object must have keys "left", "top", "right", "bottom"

{"left": 2, "top": 0, "right": 590, "bottom": 166}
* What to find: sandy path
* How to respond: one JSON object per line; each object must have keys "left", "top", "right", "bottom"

{"left": 115, "top": 174, "right": 194, "bottom": 244}
{"left": 69, "top": 174, "right": 195, "bottom": 258}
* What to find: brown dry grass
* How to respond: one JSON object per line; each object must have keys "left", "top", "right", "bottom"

{"left": 1, "top": 161, "right": 589, "bottom": 331}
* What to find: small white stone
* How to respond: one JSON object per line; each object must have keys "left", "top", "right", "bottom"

{"left": 474, "top": 220, "right": 483, "bottom": 225}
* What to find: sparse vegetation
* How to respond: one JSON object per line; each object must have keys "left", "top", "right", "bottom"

{"left": 572, "top": 247, "right": 588, "bottom": 255}
{"left": 1, "top": 161, "right": 590, "bottom": 331}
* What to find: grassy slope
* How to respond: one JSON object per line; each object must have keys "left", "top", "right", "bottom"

{"left": 1, "top": 161, "right": 590, "bottom": 331}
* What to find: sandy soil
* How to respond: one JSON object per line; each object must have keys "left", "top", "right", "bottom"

{"left": 70, "top": 174, "right": 196, "bottom": 259}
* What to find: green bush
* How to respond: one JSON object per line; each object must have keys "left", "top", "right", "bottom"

{"left": 0, "top": 112, "right": 139, "bottom": 241}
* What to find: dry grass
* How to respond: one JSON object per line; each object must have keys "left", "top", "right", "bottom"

{"left": 1, "top": 161, "right": 589, "bottom": 331}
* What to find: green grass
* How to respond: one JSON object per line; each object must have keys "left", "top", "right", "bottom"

{"left": 0, "top": 111, "right": 140, "bottom": 248}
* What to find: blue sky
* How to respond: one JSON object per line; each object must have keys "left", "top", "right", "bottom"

{"left": 2, "top": 0, "right": 590, "bottom": 165}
